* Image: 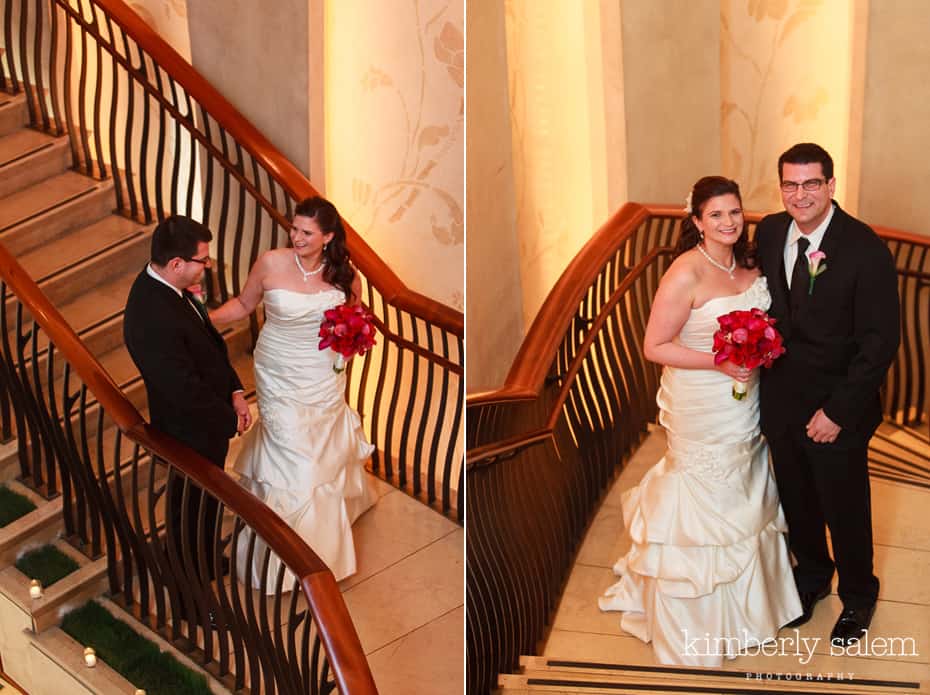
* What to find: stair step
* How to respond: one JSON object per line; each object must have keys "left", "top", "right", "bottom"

{"left": 0, "top": 92, "right": 29, "bottom": 138}
{"left": 0, "top": 487, "right": 64, "bottom": 566}
{"left": 0, "top": 129, "right": 71, "bottom": 198}
{"left": 504, "top": 657, "right": 930, "bottom": 693}
{"left": 0, "top": 172, "right": 114, "bottom": 255}
{"left": 17, "top": 215, "right": 152, "bottom": 288}
{"left": 28, "top": 626, "right": 145, "bottom": 695}
{"left": 0, "top": 547, "right": 107, "bottom": 633}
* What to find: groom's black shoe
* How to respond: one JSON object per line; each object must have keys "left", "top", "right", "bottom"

{"left": 830, "top": 604, "right": 875, "bottom": 647}
{"left": 785, "top": 585, "right": 831, "bottom": 628}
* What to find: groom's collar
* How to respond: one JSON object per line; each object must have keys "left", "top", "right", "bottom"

{"left": 146, "top": 263, "right": 183, "bottom": 297}
{"left": 785, "top": 202, "right": 835, "bottom": 253}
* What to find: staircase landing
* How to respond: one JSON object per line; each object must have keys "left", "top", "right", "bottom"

{"left": 528, "top": 424, "right": 930, "bottom": 691}
{"left": 226, "top": 427, "right": 464, "bottom": 695}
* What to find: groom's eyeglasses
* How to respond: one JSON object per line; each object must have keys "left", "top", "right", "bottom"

{"left": 780, "top": 178, "right": 826, "bottom": 193}
{"left": 184, "top": 255, "right": 212, "bottom": 267}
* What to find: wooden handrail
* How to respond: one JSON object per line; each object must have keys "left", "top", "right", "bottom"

{"left": 469, "top": 203, "right": 930, "bottom": 408}
{"left": 93, "top": 0, "right": 462, "bottom": 337}
{"left": 467, "top": 202, "right": 651, "bottom": 406}
{"left": 0, "top": 239, "right": 376, "bottom": 693}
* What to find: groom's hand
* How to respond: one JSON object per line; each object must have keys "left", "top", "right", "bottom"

{"left": 806, "top": 408, "right": 840, "bottom": 444}
{"left": 232, "top": 391, "right": 252, "bottom": 434}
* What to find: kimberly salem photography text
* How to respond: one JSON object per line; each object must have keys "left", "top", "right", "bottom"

{"left": 681, "top": 629, "right": 918, "bottom": 666}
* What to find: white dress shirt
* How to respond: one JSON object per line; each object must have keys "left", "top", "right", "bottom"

{"left": 146, "top": 263, "right": 203, "bottom": 321}
{"left": 784, "top": 203, "right": 834, "bottom": 289}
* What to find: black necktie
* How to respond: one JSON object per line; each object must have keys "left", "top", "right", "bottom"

{"left": 182, "top": 290, "right": 206, "bottom": 323}
{"left": 790, "top": 236, "right": 810, "bottom": 310}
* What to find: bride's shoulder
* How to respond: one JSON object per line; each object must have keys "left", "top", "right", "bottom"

{"left": 254, "top": 248, "right": 291, "bottom": 271}
{"left": 660, "top": 251, "right": 703, "bottom": 292}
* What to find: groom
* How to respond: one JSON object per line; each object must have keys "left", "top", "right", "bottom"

{"left": 756, "top": 143, "right": 900, "bottom": 646}
{"left": 123, "top": 215, "right": 251, "bottom": 585}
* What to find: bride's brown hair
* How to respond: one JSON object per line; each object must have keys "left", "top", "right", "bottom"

{"left": 674, "top": 176, "right": 757, "bottom": 269}
{"left": 294, "top": 196, "right": 356, "bottom": 301}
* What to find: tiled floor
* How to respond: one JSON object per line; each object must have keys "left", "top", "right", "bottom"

{"left": 226, "top": 427, "right": 464, "bottom": 694}
{"left": 545, "top": 424, "right": 930, "bottom": 685}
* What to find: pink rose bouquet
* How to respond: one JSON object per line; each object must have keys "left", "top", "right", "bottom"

{"left": 712, "top": 308, "right": 786, "bottom": 400}
{"left": 319, "top": 304, "right": 377, "bottom": 373}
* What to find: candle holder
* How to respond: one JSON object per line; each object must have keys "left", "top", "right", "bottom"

{"left": 29, "top": 579, "right": 43, "bottom": 599}
{"left": 83, "top": 646, "right": 97, "bottom": 667}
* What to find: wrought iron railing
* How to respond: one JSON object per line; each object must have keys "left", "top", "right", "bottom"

{"left": 465, "top": 203, "right": 930, "bottom": 695}
{"left": 2, "top": 0, "right": 463, "bottom": 521}
{"left": 0, "top": 241, "right": 376, "bottom": 693}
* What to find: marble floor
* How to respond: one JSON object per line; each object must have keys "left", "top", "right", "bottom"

{"left": 226, "top": 428, "right": 463, "bottom": 695}
{"left": 544, "top": 424, "right": 930, "bottom": 686}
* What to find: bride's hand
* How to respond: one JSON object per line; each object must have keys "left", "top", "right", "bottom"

{"left": 716, "top": 360, "right": 752, "bottom": 382}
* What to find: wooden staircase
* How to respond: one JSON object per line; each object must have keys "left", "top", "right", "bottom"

{"left": 498, "top": 655, "right": 929, "bottom": 693}
{"left": 0, "top": 89, "right": 463, "bottom": 695}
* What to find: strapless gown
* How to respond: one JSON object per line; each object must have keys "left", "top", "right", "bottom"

{"left": 232, "top": 288, "right": 375, "bottom": 590}
{"left": 598, "top": 276, "right": 801, "bottom": 665}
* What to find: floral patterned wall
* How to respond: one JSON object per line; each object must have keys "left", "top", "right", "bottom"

{"left": 720, "top": 0, "right": 855, "bottom": 212}
{"left": 324, "top": 0, "right": 464, "bottom": 311}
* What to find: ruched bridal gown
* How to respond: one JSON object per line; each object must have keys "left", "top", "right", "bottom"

{"left": 232, "top": 288, "right": 375, "bottom": 590}
{"left": 599, "top": 276, "right": 801, "bottom": 666}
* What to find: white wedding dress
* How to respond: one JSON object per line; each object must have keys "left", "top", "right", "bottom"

{"left": 232, "top": 288, "right": 376, "bottom": 591}
{"left": 598, "top": 276, "right": 801, "bottom": 666}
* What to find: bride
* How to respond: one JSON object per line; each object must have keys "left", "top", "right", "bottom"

{"left": 210, "top": 196, "right": 376, "bottom": 589}
{"left": 598, "top": 176, "right": 801, "bottom": 665}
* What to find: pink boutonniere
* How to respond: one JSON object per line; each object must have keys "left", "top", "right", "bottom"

{"left": 807, "top": 250, "right": 827, "bottom": 295}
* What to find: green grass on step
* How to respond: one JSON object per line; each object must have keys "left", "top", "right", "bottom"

{"left": 61, "top": 601, "right": 211, "bottom": 695}
{"left": 0, "top": 485, "right": 36, "bottom": 527}
{"left": 15, "top": 544, "right": 80, "bottom": 587}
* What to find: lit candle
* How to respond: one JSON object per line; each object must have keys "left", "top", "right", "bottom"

{"left": 134, "top": 690, "right": 146, "bottom": 695}
{"left": 83, "top": 646, "right": 97, "bottom": 667}
{"left": 29, "top": 579, "right": 42, "bottom": 599}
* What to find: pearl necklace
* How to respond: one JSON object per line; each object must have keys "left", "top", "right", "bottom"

{"left": 294, "top": 253, "right": 324, "bottom": 282}
{"left": 696, "top": 243, "right": 736, "bottom": 279}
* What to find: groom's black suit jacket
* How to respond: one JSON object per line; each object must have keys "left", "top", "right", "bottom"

{"left": 756, "top": 203, "right": 900, "bottom": 448}
{"left": 123, "top": 269, "right": 243, "bottom": 467}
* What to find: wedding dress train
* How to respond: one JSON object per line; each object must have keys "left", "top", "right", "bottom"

{"left": 232, "top": 288, "right": 375, "bottom": 591}
{"left": 599, "top": 276, "right": 802, "bottom": 665}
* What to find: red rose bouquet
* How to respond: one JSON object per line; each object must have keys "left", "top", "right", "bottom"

{"left": 319, "top": 304, "right": 377, "bottom": 373}
{"left": 712, "top": 308, "right": 786, "bottom": 400}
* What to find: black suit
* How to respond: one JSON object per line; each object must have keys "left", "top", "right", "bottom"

{"left": 756, "top": 203, "right": 899, "bottom": 609}
{"left": 123, "top": 269, "right": 243, "bottom": 576}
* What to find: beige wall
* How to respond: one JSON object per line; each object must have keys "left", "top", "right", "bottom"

{"left": 721, "top": 0, "right": 857, "bottom": 212}
{"left": 858, "top": 0, "right": 930, "bottom": 234}
{"left": 127, "top": 0, "right": 192, "bottom": 61}
{"left": 466, "top": 0, "right": 523, "bottom": 393}
{"left": 621, "top": 0, "right": 720, "bottom": 204}
{"left": 323, "top": 0, "right": 464, "bottom": 311}
{"left": 186, "top": 0, "right": 315, "bottom": 179}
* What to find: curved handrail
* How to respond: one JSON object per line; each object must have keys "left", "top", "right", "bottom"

{"left": 468, "top": 203, "right": 930, "bottom": 408}
{"left": 468, "top": 203, "right": 652, "bottom": 405}
{"left": 0, "top": 250, "right": 375, "bottom": 692}
{"left": 87, "top": 0, "right": 461, "bottom": 336}
{"left": 465, "top": 202, "right": 930, "bottom": 695}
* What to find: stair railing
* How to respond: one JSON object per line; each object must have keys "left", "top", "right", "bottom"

{"left": 1, "top": 0, "right": 463, "bottom": 522}
{"left": 465, "top": 202, "right": 930, "bottom": 695}
{"left": 0, "top": 240, "right": 377, "bottom": 693}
